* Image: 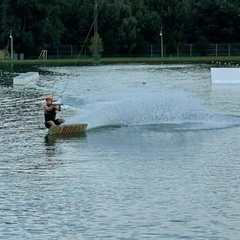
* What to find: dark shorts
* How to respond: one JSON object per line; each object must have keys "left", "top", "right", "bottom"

{"left": 45, "top": 119, "right": 61, "bottom": 129}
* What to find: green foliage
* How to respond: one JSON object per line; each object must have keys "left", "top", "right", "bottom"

{"left": 0, "top": 0, "right": 64, "bottom": 56}
{"left": 89, "top": 33, "right": 104, "bottom": 58}
{"left": 167, "top": 32, "right": 178, "bottom": 55}
{"left": 196, "top": 35, "right": 208, "bottom": 56}
{"left": 0, "top": 0, "right": 240, "bottom": 58}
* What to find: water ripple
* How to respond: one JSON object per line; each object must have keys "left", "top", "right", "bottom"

{"left": 1, "top": 64, "right": 240, "bottom": 240}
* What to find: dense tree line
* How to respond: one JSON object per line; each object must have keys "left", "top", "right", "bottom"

{"left": 0, "top": 0, "right": 240, "bottom": 58}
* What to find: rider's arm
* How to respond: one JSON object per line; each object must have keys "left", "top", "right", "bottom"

{"left": 44, "top": 104, "right": 62, "bottom": 111}
{"left": 52, "top": 104, "right": 61, "bottom": 111}
{"left": 44, "top": 105, "right": 54, "bottom": 111}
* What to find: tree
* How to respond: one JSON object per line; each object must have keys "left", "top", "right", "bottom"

{"left": 89, "top": 33, "right": 104, "bottom": 58}
{"left": 0, "top": 0, "right": 64, "bottom": 57}
{"left": 197, "top": 35, "right": 208, "bottom": 56}
{"left": 60, "top": 0, "right": 94, "bottom": 45}
{"left": 191, "top": 0, "right": 240, "bottom": 43}
{"left": 1, "top": 0, "right": 240, "bottom": 58}
{"left": 99, "top": 0, "right": 137, "bottom": 55}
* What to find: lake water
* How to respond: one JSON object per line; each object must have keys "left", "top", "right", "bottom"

{"left": 1, "top": 63, "right": 240, "bottom": 240}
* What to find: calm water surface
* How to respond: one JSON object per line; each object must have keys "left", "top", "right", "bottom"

{"left": 1, "top": 64, "right": 240, "bottom": 239}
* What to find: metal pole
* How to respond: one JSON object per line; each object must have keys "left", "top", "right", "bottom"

{"left": 93, "top": 0, "right": 98, "bottom": 58}
{"left": 160, "top": 28, "right": 163, "bottom": 58}
{"left": 10, "top": 30, "right": 13, "bottom": 60}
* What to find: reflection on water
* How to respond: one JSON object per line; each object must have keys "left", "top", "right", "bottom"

{"left": 44, "top": 132, "right": 87, "bottom": 146}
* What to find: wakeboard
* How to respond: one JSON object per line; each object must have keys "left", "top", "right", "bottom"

{"left": 48, "top": 123, "right": 88, "bottom": 135}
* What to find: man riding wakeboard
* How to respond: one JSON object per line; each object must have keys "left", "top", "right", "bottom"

{"left": 43, "top": 95, "right": 65, "bottom": 128}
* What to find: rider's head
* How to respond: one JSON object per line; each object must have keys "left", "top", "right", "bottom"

{"left": 45, "top": 95, "right": 53, "bottom": 105}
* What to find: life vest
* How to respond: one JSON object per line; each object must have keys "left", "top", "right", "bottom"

{"left": 44, "top": 108, "right": 56, "bottom": 122}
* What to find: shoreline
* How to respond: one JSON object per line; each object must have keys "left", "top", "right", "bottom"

{"left": 1, "top": 56, "right": 240, "bottom": 66}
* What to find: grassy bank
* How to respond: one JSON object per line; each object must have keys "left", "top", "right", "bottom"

{"left": 1, "top": 56, "right": 240, "bottom": 66}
